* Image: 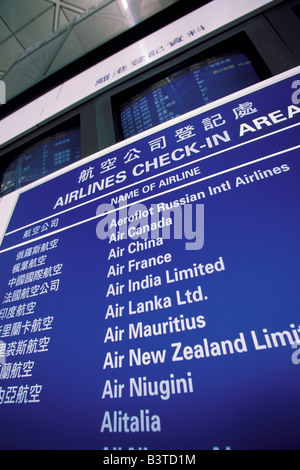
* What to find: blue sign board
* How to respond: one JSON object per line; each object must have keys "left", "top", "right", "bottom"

{"left": 0, "top": 68, "right": 300, "bottom": 450}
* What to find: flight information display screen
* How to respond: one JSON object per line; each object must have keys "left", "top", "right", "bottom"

{"left": 0, "top": 128, "right": 81, "bottom": 197}
{"left": 120, "top": 51, "right": 261, "bottom": 139}
{"left": 0, "top": 68, "right": 300, "bottom": 452}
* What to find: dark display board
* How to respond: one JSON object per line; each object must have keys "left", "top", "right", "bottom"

{"left": 0, "top": 68, "right": 300, "bottom": 450}
{"left": 0, "top": 128, "right": 81, "bottom": 197}
{"left": 120, "top": 51, "right": 261, "bottom": 139}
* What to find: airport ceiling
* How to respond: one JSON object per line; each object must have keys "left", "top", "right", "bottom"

{"left": 0, "top": 0, "right": 180, "bottom": 101}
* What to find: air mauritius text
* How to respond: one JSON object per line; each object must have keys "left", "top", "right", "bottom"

{"left": 96, "top": 202, "right": 204, "bottom": 251}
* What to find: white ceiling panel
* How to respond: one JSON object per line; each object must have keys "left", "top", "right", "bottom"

{"left": 0, "top": 35, "right": 25, "bottom": 71}
{"left": 0, "top": 0, "right": 50, "bottom": 32}
{"left": 60, "top": 7, "right": 79, "bottom": 26}
{"left": 63, "top": 0, "right": 102, "bottom": 8}
{"left": 0, "top": 0, "right": 181, "bottom": 101}
{"left": 15, "top": 6, "right": 55, "bottom": 49}
{"left": 0, "top": 17, "right": 12, "bottom": 43}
